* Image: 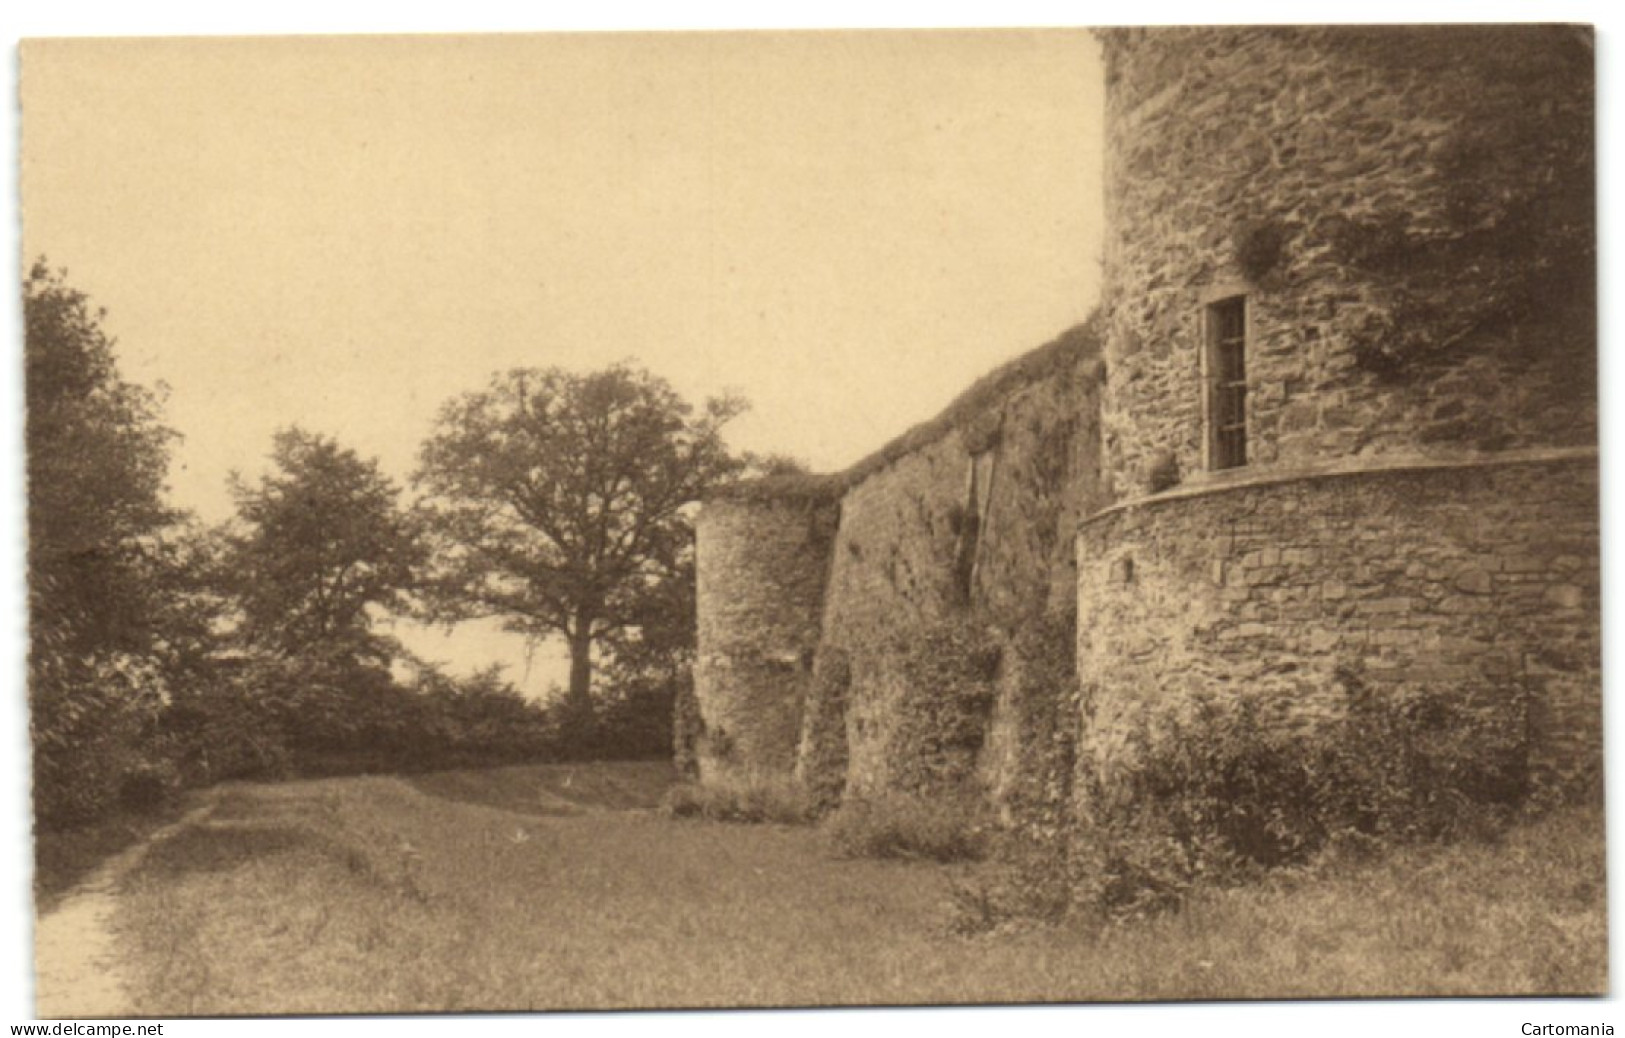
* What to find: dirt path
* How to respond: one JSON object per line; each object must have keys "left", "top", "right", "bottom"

{"left": 33, "top": 797, "right": 218, "bottom": 1019}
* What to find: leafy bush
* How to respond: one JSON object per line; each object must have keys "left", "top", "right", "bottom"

{"left": 1114, "top": 692, "right": 1329, "bottom": 868}
{"left": 661, "top": 776, "right": 820, "bottom": 825}
{"left": 30, "top": 653, "right": 171, "bottom": 828}
{"left": 1315, "top": 666, "right": 1529, "bottom": 842}
{"left": 575, "top": 672, "right": 681, "bottom": 762}
{"left": 949, "top": 810, "right": 1223, "bottom": 935}
{"left": 413, "top": 665, "right": 561, "bottom": 767}
{"left": 1107, "top": 670, "right": 1531, "bottom": 873}
{"left": 160, "top": 655, "right": 565, "bottom": 788}
{"left": 954, "top": 666, "right": 1539, "bottom": 932}
{"left": 823, "top": 791, "right": 991, "bottom": 863}
{"left": 163, "top": 656, "right": 297, "bottom": 786}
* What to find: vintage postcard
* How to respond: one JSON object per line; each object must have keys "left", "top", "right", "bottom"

{"left": 18, "top": 24, "right": 1604, "bottom": 1021}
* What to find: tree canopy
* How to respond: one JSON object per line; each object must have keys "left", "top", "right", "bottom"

{"left": 225, "top": 428, "right": 425, "bottom": 668}
{"left": 25, "top": 261, "right": 195, "bottom": 824}
{"left": 26, "top": 260, "right": 180, "bottom": 670}
{"left": 415, "top": 364, "right": 746, "bottom": 718}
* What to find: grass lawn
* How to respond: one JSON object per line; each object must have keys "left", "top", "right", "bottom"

{"left": 110, "top": 762, "right": 1606, "bottom": 1013}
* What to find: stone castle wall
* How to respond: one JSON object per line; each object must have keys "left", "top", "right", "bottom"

{"left": 695, "top": 327, "right": 1102, "bottom": 799}
{"left": 692, "top": 496, "right": 838, "bottom": 781}
{"left": 1075, "top": 26, "right": 1600, "bottom": 802}
{"left": 692, "top": 25, "right": 1599, "bottom": 817}
{"left": 1098, "top": 26, "right": 1594, "bottom": 498}
{"left": 1075, "top": 452, "right": 1600, "bottom": 792}
{"left": 820, "top": 343, "right": 1103, "bottom": 796}
{"left": 820, "top": 428, "right": 976, "bottom": 796}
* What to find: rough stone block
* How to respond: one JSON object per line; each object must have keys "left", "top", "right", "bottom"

{"left": 1545, "top": 584, "right": 1584, "bottom": 610}
{"left": 1502, "top": 556, "right": 1547, "bottom": 574}
{"left": 1360, "top": 597, "right": 1411, "bottom": 615}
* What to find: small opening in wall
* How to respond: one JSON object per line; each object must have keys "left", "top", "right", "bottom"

{"left": 1113, "top": 555, "right": 1135, "bottom": 585}
{"left": 1206, "top": 295, "right": 1248, "bottom": 470}
{"left": 953, "top": 450, "right": 997, "bottom": 605}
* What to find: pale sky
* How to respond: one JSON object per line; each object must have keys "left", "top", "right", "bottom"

{"left": 22, "top": 31, "right": 1105, "bottom": 690}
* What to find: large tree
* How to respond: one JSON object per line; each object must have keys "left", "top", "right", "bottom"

{"left": 25, "top": 260, "right": 187, "bottom": 823}
{"left": 26, "top": 260, "right": 179, "bottom": 670}
{"left": 224, "top": 428, "right": 425, "bottom": 668}
{"left": 415, "top": 365, "right": 745, "bottom": 720}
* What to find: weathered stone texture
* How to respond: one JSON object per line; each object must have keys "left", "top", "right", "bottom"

{"left": 975, "top": 361, "right": 1107, "bottom": 619}
{"left": 691, "top": 26, "right": 1600, "bottom": 833}
{"left": 1098, "top": 26, "right": 1595, "bottom": 499}
{"left": 822, "top": 431, "right": 973, "bottom": 795}
{"left": 1075, "top": 454, "right": 1600, "bottom": 793}
{"left": 822, "top": 349, "right": 1104, "bottom": 797}
{"left": 693, "top": 328, "right": 1102, "bottom": 797}
{"left": 693, "top": 497, "right": 838, "bottom": 781}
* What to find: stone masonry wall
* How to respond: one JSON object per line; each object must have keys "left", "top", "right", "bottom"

{"left": 821, "top": 345, "right": 1103, "bottom": 798}
{"left": 1074, "top": 453, "right": 1600, "bottom": 796}
{"left": 692, "top": 27, "right": 1598, "bottom": 830}
{"left": 820, "top": 430, "right": 971, "bottom": 796}
{"left": 695, "top": 327, "right": 1101, "bottom": 798}
{"left": 1098, "top": 26, "right": 1595, "bottom": 499}
{"left": 693, "top": 497, "right": 838, "bottom": 781}
{"left": 962, "top": 361, "right": 1105, "bottom": 805}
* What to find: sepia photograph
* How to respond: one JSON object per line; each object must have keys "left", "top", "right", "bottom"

{"left": 13, "top": 14, "right": 1607, "bottom": 1022}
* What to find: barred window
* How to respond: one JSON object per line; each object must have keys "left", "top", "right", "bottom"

{"left": 1207, "top": 296, "right": 1247, "bottom": 470}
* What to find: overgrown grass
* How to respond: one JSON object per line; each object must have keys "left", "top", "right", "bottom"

{"left": 408, "top": 760, "right": 677, "bottom": 816}
{"left": 661, "top": 775, "right": 820, "bottom": 825}
{"left": 106, "top": 765, "right": 1604, "bottom": 1013}
{"left": 33, "top": 792, "right": 200, "bottom": 913}
{"left": 1040, "top": 805, "right": 1608, "bottom": 999}
{"left": 823, "top": 793, "right": 991, "bottom": 863}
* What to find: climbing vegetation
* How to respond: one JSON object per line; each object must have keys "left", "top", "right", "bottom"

{"left": 1328, "top": 28, "right": 1593, "bottom": 382}
{"left": 952, "top": 664, "right": 1557, "bottom": 933}
{"left": 887, "top": 618, "right": 1001, "bottom": 796}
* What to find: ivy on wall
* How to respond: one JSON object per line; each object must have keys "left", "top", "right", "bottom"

{"left": 1326, "top": 28, "right": 1594, "bottom": 383}
{"left": 998, "top": 605, "right": 1082, "bottom": 838}
{"left": 887, "top": 619, "right": 1001, "bottom": 796}
{"left": 796, "top": 648, "right": 852, "bottom": 809}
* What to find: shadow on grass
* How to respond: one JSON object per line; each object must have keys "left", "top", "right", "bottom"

{"left": 33, "top": 795, "right": 200, "bottom": 913}
{"left": 138, "top": 825, "right": 313, "bottom": 876}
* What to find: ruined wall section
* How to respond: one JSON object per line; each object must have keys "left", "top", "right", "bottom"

{"left": 692, "top": 496, "right": 838, "bottom": 782}
{"left": 975, "top": 357, "right": 1106, "bottom": 620}
{"left": 820, "top": 428, "right": 977, "bottom": 796}
{"left": 968, "top": 360, "right": 1106, "bottom": 807}
{"left": 1075, "top": 452, "right": 1600, "bottom": 794}
{"left": 1098, "top": 26, "right": 1594, "bottom": 497}
{"left": 819, "top": 337, "right": 1104, "bottom": 798}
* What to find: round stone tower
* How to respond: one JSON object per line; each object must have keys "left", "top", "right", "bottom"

{"left": 1077, "top": 27, "right": 1598, "bottom": 792}
{"left": 692, "top": 491, "right": 839, "bottom": 783}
